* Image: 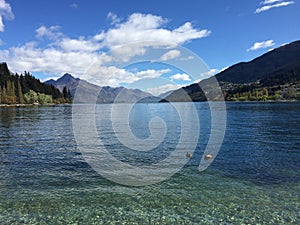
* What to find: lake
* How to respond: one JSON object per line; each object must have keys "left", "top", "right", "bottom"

{"left": 0, "top": 102, "right": 299, "bottom": 224}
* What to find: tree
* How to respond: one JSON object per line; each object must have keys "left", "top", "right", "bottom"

{"left": 24, "top": 90, "right": 38, "bottom": 104}
{"left": 0, "top": 86, "right": 2, "bottom": 104}
{"left": 6, "top": 80, "right": 16, "bottom": 104}
{"left": 1, "top": 86, "right": 7, "bottom": 104}
{"left": 255, "top": 90, "right": 259, "bottom": 99}
{"left": 38, "top": 93, "right": 53, "bottom": 104}
{"left": 17, "top": 80, "right": 24, "bottom": 104}
{"left": 63, "top": 86, "right": 67, "bottom": 99}
{"left": 1, "top": 63, "right": 66, "bottom": 102}
{"left": 263, "top": 88, "right": 269, "bottom": 97}
{"left": 286, "top": 86, "right": 296, "bottom": 99}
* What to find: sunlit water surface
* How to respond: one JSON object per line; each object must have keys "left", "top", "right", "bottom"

{"left": 0, "top": 102, "right": 299, "bottom": 224}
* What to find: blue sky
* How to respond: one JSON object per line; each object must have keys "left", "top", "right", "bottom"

{"left": 0, "top": 0, "right": 299, "bottom": 95}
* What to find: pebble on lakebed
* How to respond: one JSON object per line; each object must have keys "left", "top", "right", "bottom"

{"left": 186, "top": 152, "right": 192, "bottom": 158}
{"left": 204, "top": 154, "right": 213, "bottom": 160}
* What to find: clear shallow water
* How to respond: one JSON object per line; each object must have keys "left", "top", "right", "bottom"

{"left": 0, "top": 102, "right": 299, "bottom": 224}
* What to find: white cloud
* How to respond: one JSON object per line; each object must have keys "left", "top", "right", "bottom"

{"left": 0, "top": 41, "right": 101, "bottom": 76}
{"left": 200, "top": 68, "right": 219, "bottom": 77}
{"left": 0, "top": 0, "right": 14, "bottom": 32}
{"left": 58, "top": 37, "right": 102, "bottom": 52}
{"left": 147, "top": 84, "right": 182, "bottom": 96}
{"left": 160, "top": 50, "right": 181, "bottom": 61}
{"left": 170, "top": 73, "right": 191, "bottom": 81}
{"left": 70, "top": 3, "right": 78, "bottom": 9}
{"left": 36, "top": 25, "right": 62, "bottom": 40}
{"left": 135, "top": 69, "right": 171, "bottom": 79}
{"left": 247, "top": 40, "right": 275, "bottom": 51}
{"left": 194, "top": 68, "right": 219, "bottom": 83}
{"left": 83, "top": 67, "right": 172, "bottom": 87}
{"left": 260, "top": 0, "right": 282, "bottom": 5}
{"left": 1, "top": 12, "right": 211, "bottom": 85}
{"left": 255, "top": 1, "right": 294, "bottom": 13}
{"left": 85, "top": 66, "right": 137, "bottom": 87}
{"left": 177, "top": 55, "right": 194, "bottom": 61}
{"left": 107, "top": 12, "right": 121, "bottom": 25}
{"left": 109, "top": 42, "right": 148, "bottom": 62}
{"left": 101, "top": 13, "right": 211, "bottom": 48}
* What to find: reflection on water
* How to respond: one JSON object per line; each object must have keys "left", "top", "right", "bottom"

{"left": 0, "top": 103, "right": 299, "bottom": 224}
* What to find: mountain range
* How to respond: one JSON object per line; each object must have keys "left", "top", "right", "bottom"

{"left": 45, "top": 74, "right": 160, "bottom": 103}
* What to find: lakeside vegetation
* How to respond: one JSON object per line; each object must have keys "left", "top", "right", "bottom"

{"left": 223, "top": 81, "right": 300, "bottom": 101}
{"left": 0, "top": 63, "right": 72, "bottom": 105}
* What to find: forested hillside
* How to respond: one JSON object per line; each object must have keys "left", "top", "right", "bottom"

{"left": 0, "top": 62, "right": 71, "bottom": 105}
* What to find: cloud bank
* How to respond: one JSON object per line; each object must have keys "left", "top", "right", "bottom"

{"left": 0, "top": 12, "right": 211, "bottom": 96}
{"left": 0, "top": 13, "right": 211, "bottom": 88}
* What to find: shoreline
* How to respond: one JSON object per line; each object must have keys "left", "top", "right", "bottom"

{"left": 0, "top": 103, "right": 65, "bottom": 107}
{"left": 0, "top": 100, "right": 299, "bottom": 107}
{"left": 225, "top": 99, "right": 299, "bottom": 103}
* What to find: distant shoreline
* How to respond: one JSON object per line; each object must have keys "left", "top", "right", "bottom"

{"left": 0, "top": 100, "right": 299, "bottom": 107}
{"left": 225, "top": 99, "right": 299, "bottom": 103}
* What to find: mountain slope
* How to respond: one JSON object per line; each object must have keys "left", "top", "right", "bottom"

{"left": 45, "top": 74, "right": 155, "bottom": 103}
{"left": 162, "top": 40, "right": 300, "bottom": 102}
{"left": 216, "top": 40, "right": 300, "bottom": 84}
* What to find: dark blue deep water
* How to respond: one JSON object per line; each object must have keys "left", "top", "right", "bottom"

{"left": 0, "top": 102, "right": 299, "bottom": 224}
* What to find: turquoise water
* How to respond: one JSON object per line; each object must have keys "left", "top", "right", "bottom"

{"left": 0, "top": 102, "right": 299, "bottom": 224}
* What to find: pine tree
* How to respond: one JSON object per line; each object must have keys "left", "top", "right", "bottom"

{"left": 63, "top": 86, "right": 67, "bottom": 99}
{"left": 2, "top": 86, "right": 7, "bottom": 104}
{"left": 17, "top": 80, "right": 24, "bottom": 104}
{"left": 0, "top": 86, "right": 2, "bottom": 104}
{"left": 6, "top": 80, "right": 16, "bottom": 104}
